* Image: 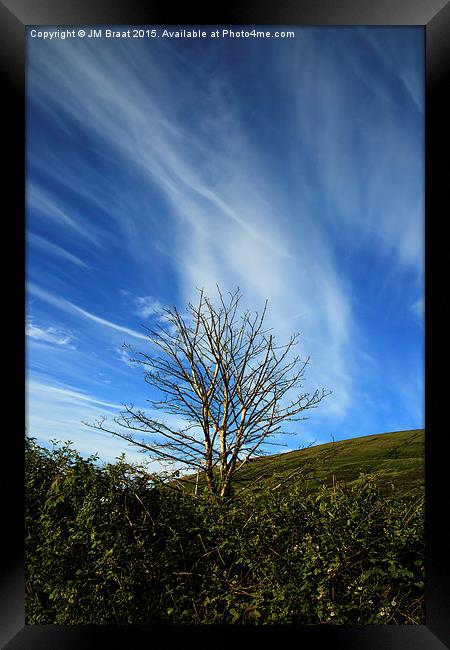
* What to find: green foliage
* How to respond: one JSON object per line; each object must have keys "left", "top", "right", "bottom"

{"left": 26, "top": 437, "right": 424, "bottom": 625}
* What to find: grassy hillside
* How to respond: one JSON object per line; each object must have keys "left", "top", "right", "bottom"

{"left": 180, "top": 429, "right": 424, "bottom": 497}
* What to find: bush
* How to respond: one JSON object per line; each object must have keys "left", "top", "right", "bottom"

{"left": 25, "top": 438, "right": 424, "bottom": 625}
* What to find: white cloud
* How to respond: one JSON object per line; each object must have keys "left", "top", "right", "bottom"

{"left": 27, "top": 182, "right": 104, "bottom": 249}
{"left": 26, "top": 31, "right": 423, "bottom": 450}
{"left": 26, "top": 319, "right": 75, "bottom": 348}
{"left": 27, "top": 283, "right": 148, "bottom": 341}
{"left": 70, "top": 303, "right": 148, "bottom": 340}
{"left": 27, "top": 232, "right": 90, "bottom": 269}
{"left": 115, "top": 346, "right": 136, "bottom": 368}
{"left": 121, "top": 291, "right": 165, "bottom": 320}
{"left": 26, "top": 379, "right": 139, "bottom": 463}
{"left": 26, "top": 377, "right": 191, "bottom": 468}
{"left": 280, "top": 30, "right": 424, "bottom": 279}
{"left": 410, "top": 298, "right": 424, "bottom": 327}
{"left": 134, "top": 297, "right": 164, "bottom": 319}
{"left": 28, "top": 381, "right": 122, "bottom": 410}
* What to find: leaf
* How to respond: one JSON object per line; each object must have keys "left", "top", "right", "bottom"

{"left": 229, "top": 608, "right": 240, "bottom": 623}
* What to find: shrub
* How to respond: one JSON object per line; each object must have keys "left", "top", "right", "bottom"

{"left": 25, "top": 438, "right": 424, "bottom": 625}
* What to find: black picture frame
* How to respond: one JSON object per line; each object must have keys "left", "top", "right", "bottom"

{"left": 2, "top": 0, "right": 449, "bottom": 648}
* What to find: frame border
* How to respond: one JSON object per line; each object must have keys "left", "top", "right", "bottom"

{"left": 2, "top": 0, "right": 449, "bottom": 648}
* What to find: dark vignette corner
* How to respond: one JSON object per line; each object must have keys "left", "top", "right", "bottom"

{"left": 425, "top": 1, "right": 450, "bottom": 648}
{"left": 0, "top": 1, "right": 26, "bottom": 649}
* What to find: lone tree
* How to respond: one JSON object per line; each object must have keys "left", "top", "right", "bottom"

{"left": 87, "top": 287, "right": 329, "bottom": 497}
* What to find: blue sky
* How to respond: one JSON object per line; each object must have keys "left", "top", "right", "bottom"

{"left": 26, "top": 27, "right": 424, "bottom": 465}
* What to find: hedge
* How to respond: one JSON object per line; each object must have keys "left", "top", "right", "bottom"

{"left": 25, "top": 437, "right": 424, "bottom": 625}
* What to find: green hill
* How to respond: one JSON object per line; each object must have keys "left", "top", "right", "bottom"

{"left": 180, "top": 429, "right": 424, "bottom": 497}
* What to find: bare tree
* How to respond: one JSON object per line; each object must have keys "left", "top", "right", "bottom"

{"left": 86, "top": 287, "right": 330, "bottom": 497}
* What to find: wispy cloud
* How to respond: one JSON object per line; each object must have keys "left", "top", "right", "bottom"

{"left": 26, "top": 378, "right": 193, "bottom": 467}
{"left": 410, "top": 298, "right": 424, "bottom": 328}
{"left": 26, "top": 29, "right": 424, "bottom": 458}
{"left": 280, "top": 29, "right": 424, "bottom": 279}
{"left": 27, "top": 182, "right": 105, "bottom": 249}
{"left": 114, "top": 346, "right": 136, "bottom": 368}
{"left": 26, "top": 379, "right": 145, "bottom": 463}
{"left": 121, "top": 290, "right": 165, "bottom": 320}
{"left": 27, "top": 35, "right": 375, "bottom": 425}
{"left": 26, "top": 319, "right": 75, "bottom": 348}
{"left": 70, "top": 303, "right": 148, "bottom": 340}
{"left": 27, "top": 231, "right": 90, "bottom": 269}
{"left": 27, "top": 283, "right": 148, "bottom": 341}
{"left": 361, "top": 28, "right": 424, "bottom": 116}
{"left": 28, "top": 380, "right": 122, "bottom": 410}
